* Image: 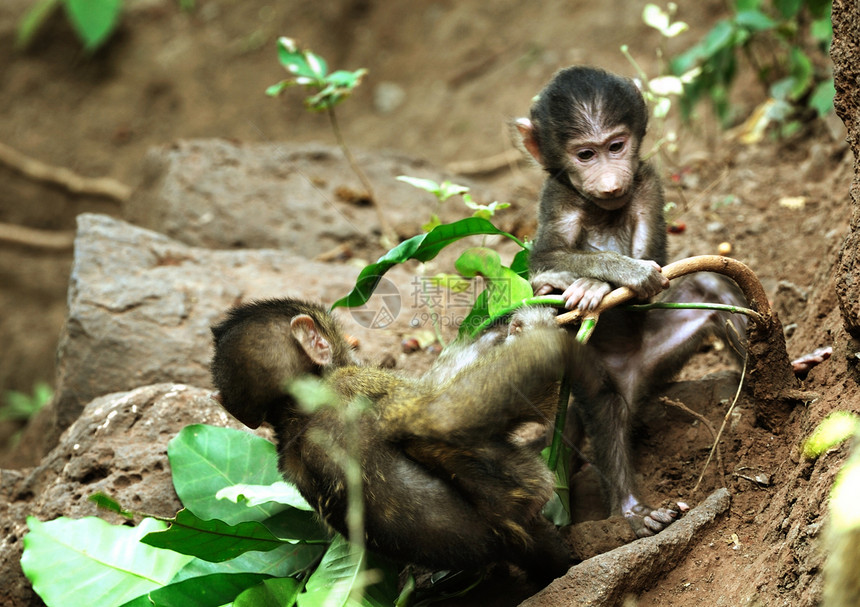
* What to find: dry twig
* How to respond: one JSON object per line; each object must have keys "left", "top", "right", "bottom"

{"left": 0, "top": 222, "right": 75, "bottom": 250}
{"left": 0, "top": 141, "right": 131, "bottom": 202}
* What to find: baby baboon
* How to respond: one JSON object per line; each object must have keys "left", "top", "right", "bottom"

{"left": 211, "top": 298, "right": 593, "bottom": 582}
{"left": 517, "top": 66, "right": 747, "bottom": 536}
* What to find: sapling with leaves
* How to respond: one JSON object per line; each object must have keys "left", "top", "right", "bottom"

{"left": 664, "top": 0, "right": 834, "bottom": 137}
{"left": 267, "top": 37, "right": 396, "bottom": 244}
{"left": 396, "top": 175, "right": 511, "bottom": 232}
{"left": 803, "top": 411, "right": 860, "bottom": 607}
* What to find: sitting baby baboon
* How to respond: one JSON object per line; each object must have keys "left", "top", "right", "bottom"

{"left": 210, "top": 298, "right": 592, "bottom": 582}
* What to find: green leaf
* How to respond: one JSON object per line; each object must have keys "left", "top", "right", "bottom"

{"left": 455, "top": 249, "right": 533, "bottom": 315}
{"left": 89, "top": 492, "right": 134, "bottom": 520}
{"left": 642, "top": 3, "right": 688, "bottom": 37}
{"left": 486, "top": 267, "right": 534, "bottom": 317}
{"left": 16, "top": 0, "right": 61, "bottom": 49}
{"left": 772, "top": 0, "right": 802, "bottom": 19}
{"left": 455, "top": 247, "right": 503, "bottom": 279}
{"left": 298, "top": 536, "right": 364, "bottom": 607}
{"left": 142, "top": 509, "right": 283, "bottom": 562}
{"left": 735, "top": 0, "right": 762, "bottom": 11}
{"left": 421, "top": 213, "right": 442, "bottom": 232}
{"left": 803, "top": 411, "right": 860, "bottom": 459}
{"left": 304, "top": 51, "right": 329, "bottom": 79}
{"left": 22, "top": 516, "right": 193, "bottom": 607}
{"left": 297, "top": 536, "right": 398, "bottom": 607}
{"left": 807, "top": 0, "right": 831, "bottom": 18}
{"left": 119, "top": 573, "right": 271, "bottom": 607}
{"left": 787, "top": 47, "right": 813, "bottom": 100}
{"left": 510, "top": 248, "right": 530, "bottom": 278}
{"left": 171, "top": 542, "right": 326, "bottom": 582}
{"left": 810, "top": 14, "right": 832, "bottom": 48}
{"left": 701, "top": 19, "right": 737, "bottom": 57}
{"left": 542, "top": 443, "right": 572, "bottom": 526}
{"left": 64, "top": 0, "right": 123, "bottom": 50}
{"left": 277, "top": 37, "right": 319, "bottom": 80}
{"left": 395, "top": 175, "right": 442, "bottom": 194}
{"left": 266, "top": 80, "right": 294, "bottom": 97}
{"left": 327, "top": 69, "right": 366, "bottom": 88}
{"left": 831, "top": 445, "right": 860, "bottom": 532}
{"left": 396, "top": 176, "right": 469, "bottom": 202}
{"left": 234, "top": 577, "right": 303, "bottom": 607}
{"left": 331, "top": 218, "right": 524, "bottom": 310}
{"left": 734, "top": 10, "right": 776, "bottom": 32}
{"left": 458, "top": 290, "right": 490, "bottom": 339}
{"left": 809, "top": 78, "right": 835, "bottom": 117}
{"left": 262, "top": 507, "right": 330, "bottom": 543}
{"left": 168, "top": 425, "right": 283, "bottom": 525}
{"left": 217, "top": 481, "right": 313, "bottom": 511}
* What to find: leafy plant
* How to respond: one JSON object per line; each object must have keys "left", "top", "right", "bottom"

{"left": 21, "top": 424, "right": 404, "bottom": 607}
{"left": 267, "top": 38, "right": 396, "bottom": 244}
{"left": 668, "top": 0, "right": 834, "bottom": 135}
{"left": 18, "top": 0, "right": 123, "bottom": 50}
{"left": 620, "top": 4, "right": 700, "bottom": 161}
{"left": 803, "top": 410, "right": 860, "bottom": 595}
{"left": 396, "top": 176, "right": 511, "bottom": 232}
{"left": 1, "top": 381, "right": 52, "bottom": 422}
{"left": 18, "top": 0, "right": 196, "bottom": 51}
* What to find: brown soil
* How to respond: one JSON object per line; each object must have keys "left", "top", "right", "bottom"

{"left": 0, "top": 1, "right": 854, "bottom": 606}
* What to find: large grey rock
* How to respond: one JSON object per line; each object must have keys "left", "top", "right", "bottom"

{"left": 126, "top": 140, "right": 497, "bottom": 253}
{"left": 1, "top": 383, "right": 257, "bottom": 607}
{"left": 49, "top": 213, "right": 427, "bottom": 449}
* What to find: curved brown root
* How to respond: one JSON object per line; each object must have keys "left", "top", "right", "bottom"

{"left": 555, "top": 255, "right": 803, "bottom": 434}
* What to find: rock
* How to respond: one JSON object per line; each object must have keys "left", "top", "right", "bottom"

{"left": 42, "top": 213, "right": 431, "bottom": 461}
{"left": 126, "top": 140, "right": 495, "bottom": 253}
{"left": 1, "top": 383, "right": 257, "bottom": 607}
{"left": 521, "top": 488, "right": 732, "bottom": 607}
{"left": 49, "top": 213, "right": 369, "bottom": 442}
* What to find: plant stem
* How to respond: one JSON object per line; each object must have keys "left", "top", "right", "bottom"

{"left": 326, "top": 107, "right": 396, "bottom": 246}
{"left": 624, "top": 300, "right": 762, "bottom": 319}
{"left": 546, "top": 374, "right": 572, "bottom": 472}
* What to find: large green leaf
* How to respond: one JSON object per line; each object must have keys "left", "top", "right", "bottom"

{"left": 119, "top": 573, "right": 270, "bottom": 607}
{"left": 262, "top": 507, "right": 329, "bottom": 543}
{"left": 331, "top": 218, "right": 523, "bottom": 310}
{"left": 171, "top": 542, "right": 326, "bottom": 583}
{"left": 64, "top": 0, "right": 123, "bottom": 50}
{"left": 234, "top": 578, "right": 303, "bottom": 607}
{"left": 216, "top": 481, "right": 313, "bottom": 511}
{"left": 454, "top": 247, "right": 503, "bottom": 279}
{"left": 22, "top": 516, "right": 192, "bottom": 607}
{"left": 297, "top": 536, "right": 399, "bottom": 607}
{"left": 168, "top": 425, "right": 283, "bottom": 525}
{"left": 455, "top": 248, "right": 534, "bottom": 318}
{"left": 487, "top": 267, "right": 534, "bottom": 317}
{"left": 216, "top": 481, "right": 328, "bottom": 541}
{"left": 141, "top": 509, "right": 283, "bottom": 562}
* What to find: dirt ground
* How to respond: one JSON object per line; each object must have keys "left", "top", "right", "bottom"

{"left": 0, "top": 0, "right": 854, "bottom": 605}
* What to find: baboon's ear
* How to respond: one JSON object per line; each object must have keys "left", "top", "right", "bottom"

{"left": 515, "top": 118, "right": 544, "bottom": 166}
{"left": 290, "top": 314, "right": 333, "bottom": 366}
